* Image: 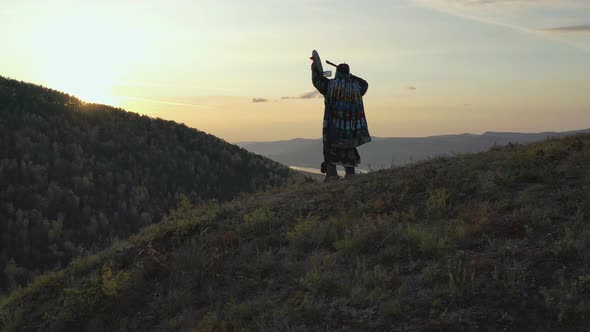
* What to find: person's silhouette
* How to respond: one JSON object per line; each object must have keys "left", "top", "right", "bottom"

{"left": 311, "top": 58, "right": 371, "bottom": 181}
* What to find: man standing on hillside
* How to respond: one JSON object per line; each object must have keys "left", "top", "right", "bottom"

{"left": 311, "top": 56, "right": 371, "bottom": 181}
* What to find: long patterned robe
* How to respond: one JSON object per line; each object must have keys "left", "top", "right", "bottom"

{"left": 312, "top": 63, "right": 371, "bottom": 167}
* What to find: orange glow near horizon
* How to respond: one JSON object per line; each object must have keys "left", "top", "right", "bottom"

{"left": 1, "top": 1, "right": 589, "bottom": 141}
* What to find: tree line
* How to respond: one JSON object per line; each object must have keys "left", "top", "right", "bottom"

{"left": 0, "top": 76, "right": 290, "bottom": 291}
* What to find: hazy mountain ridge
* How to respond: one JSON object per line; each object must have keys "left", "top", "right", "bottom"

{"left": 239, "top": 129, "right": 590, "bottom": 170}
{"left": 0, "top": 76, "right": 291, "bottom": 292}
{"left": 2, "top": 133, "right": 589, "bottom": 331}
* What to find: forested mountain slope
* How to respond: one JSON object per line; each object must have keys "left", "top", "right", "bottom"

{"left": 2, "top": 133, "right": 589, "bottom": 331}
{"left": 0, "top": 76, "right": 290, "bottom": 291}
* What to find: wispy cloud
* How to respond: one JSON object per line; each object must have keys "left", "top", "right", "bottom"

{"left": 541, "top": 25, "right": 590, "bottom": 33}
{"left": 412, "top": 0, "right": 534, "bottom": 33}
{"left": 407, "top": 86, "right": 417, "bottom": 91}
{"left": 252, "top": 98, "right": 269, "bottom": 103}
{"left": 117, "top": 95, "right": 211, "bottom": 108}
{"left": 281, "top": 91, "right": 322, "bottom": 100}
{"left": 417, "top": 0, "right": 586, "bottom": 6}
{"left": 411, "top": 0, "right": 590, "bottom": 53}
{"left": 427, "top": 0, "right": 520, "bottom": 4}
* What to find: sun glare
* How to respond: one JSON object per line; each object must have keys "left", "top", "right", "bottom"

{"left": 41, "top": 69, "right": 122, "bottom": 106}
{"left": 39, "top": 60, "right": 122, "bottom": 106}
{"left": 33, "top": 15, "right": 139, "bottom": 107}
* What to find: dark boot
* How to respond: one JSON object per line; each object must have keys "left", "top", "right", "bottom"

{"left": 345, "top": 167, "right": 355, "bottom": 178}
{"left": 323, "top": 162, "right": 339, "bottom": 182}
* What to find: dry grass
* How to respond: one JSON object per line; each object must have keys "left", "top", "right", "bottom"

{"left": 2, "top": 134, "right": 590, "bottom": 331}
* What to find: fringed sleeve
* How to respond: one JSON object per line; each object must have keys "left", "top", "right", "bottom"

{"left": 311, "top": 63, "right": 329, "bottom": 95}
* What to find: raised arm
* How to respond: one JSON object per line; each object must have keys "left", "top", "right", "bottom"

{"left": 311, "top": 62, "right": 329, "bottom": 95}
{"left": 352, "top": 75, "right": 369, "bottom": 96}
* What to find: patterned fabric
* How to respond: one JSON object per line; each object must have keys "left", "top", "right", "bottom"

{"left": 323, "top": 144, "right": 360, "bottom": 168}
{"left": 312, "top": 63, "right": 371, "bottom": 167}
{"left": 323, "top": 78, "right": 371, "bottom": 149}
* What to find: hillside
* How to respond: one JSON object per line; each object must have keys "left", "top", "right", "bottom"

{"left": 240, "top": 129, "right": 590, "bottom": 170}
{"left": 1, "top": 133, "right": 589, "bottom": 331}
{"left": 0, "top": 76, "right": 291, "bottom": 292}
{"left": 0, "top": 135, "right": 590, "bottom": 331}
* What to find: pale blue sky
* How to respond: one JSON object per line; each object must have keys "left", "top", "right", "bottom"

{"left": 1, "top": 0, "right": 589, "bottom": 141}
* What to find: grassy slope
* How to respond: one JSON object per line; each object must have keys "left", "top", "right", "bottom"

{"left": 0, "top": 75, "right": 295, "bottom": 290}
{"left": 2, "top": 134, "right": 590, "bottom": 331}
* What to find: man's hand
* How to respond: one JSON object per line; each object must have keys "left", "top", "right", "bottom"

{"left": 311, "top": 61, "right": 320, "bottom": 73}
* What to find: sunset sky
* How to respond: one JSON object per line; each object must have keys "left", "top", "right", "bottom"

{"left": 1, "top": 0, "right": 589, "bottom": 142}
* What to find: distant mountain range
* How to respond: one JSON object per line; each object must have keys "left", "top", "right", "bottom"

{"left": 239, "top": 129, "right": 590, "bottom": 170}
